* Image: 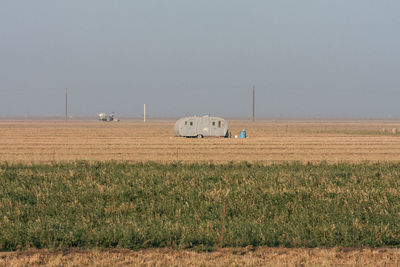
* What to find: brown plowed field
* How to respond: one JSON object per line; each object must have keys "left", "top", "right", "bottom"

{"left": 1, "top": 119, "right": 400, "bottom": 163}
{"left": 1, "top": 247, "right": 400, "bottom": 267}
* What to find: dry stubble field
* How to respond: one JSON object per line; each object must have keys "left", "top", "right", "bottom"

{"left": 2, "top": 119, "right": 400, "bottom": 266}
{"left": 2, "top": 247, "right": 400, "bottom": 267}
{"left": 1, "top": 119, "right": 400, "bottom": 163}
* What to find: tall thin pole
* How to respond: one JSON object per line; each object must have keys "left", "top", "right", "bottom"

{"left": 144, "top": 104, "right": 146, "bottom": 122}
{"left": 220, "top": 202, "right": 226, "bottom": 249}
{"left": 252, "top": 85, "right": 255, "bottom": 122}
{"left": 65, "top": 88, "right": 68, "bottom": 121}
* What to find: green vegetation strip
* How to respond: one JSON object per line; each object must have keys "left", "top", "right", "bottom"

{"left": 1, "top": 162, "right": 400, "bottom": 251}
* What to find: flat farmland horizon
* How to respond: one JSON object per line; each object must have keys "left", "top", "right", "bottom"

{"left": 1, "top": 119, "right": 400, "bottom": 163}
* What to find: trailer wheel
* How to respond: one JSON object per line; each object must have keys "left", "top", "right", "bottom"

{"left": 197, "top": 134, "right": 204, "bottom": 138}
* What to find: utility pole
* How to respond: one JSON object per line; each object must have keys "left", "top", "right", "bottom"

{"left": 252, "top": 85, "right": 255, "bottom": 122}
{"left": 144, "top": 104, "right": 146, "bottom": 122}
{"left": 65, "top": 88, "right": 68, "bottom": 121}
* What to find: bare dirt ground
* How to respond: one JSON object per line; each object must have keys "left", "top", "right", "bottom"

{"left": 1, "top": 119, "right": 400, "bottom": 163}
{"left": 1, "top": 247, "right": 400, "bottom": 266}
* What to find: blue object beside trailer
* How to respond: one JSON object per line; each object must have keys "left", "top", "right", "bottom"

{"left": 240, "top": 129, "right": 247, "bottom": 138}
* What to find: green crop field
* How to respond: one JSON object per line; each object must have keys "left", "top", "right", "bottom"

{"left": 1, "top": 161, "right": 400, "bottom": 251}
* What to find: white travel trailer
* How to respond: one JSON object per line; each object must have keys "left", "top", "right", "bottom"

{"left": 97, "top": 112, "right": 108, "bottom": 121}
{"left": 174, "top": 115, "right": 229, "bottom": 138}
{"left": 97, "top": 112, "right": 120, "bottom": 122}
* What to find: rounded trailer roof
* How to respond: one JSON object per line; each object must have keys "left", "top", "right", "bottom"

{"left": 175, "top": 115, "right": 226, "bottom": 121}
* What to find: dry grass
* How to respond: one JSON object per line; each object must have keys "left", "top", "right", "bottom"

{"left": 1, "top": 119, "right": 400, "bottom": 163}
{"left": 1, "top": 247, "right": 400, "bottom": 266}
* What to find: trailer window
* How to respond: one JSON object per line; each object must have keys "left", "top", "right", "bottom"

{"left": 218, "top": 121, "right": 222, "bottom": 127}
{"left": 212, "top": 122, "right": 216, "bottom": 126}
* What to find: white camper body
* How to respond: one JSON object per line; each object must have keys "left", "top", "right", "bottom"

{"left": 174, "top": 116, "right": 229, "bottom": 138}
{"left": 97, "top": 113, "right": 108, "bottom": 121}
{"left": 97, "top": 112, "right": 120, "bottom": 122}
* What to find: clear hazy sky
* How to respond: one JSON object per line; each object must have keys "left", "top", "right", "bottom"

{"left": 1, "top": 1, "right": 399, "bottom": 118}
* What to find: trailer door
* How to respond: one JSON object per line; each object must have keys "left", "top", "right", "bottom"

{"left": 210, "top": 119, "right": 218, "bottom": 136}
{"left": 186, "top": 119, "right": 196, "bottom": 137}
